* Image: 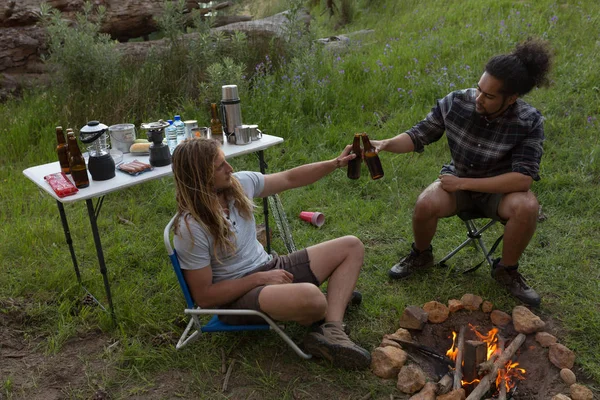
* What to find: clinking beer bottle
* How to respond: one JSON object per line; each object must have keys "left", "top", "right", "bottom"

{"left": 347, "top": 133, "right": 362, "bottom": 179}
{"left": 361, "top": 132, "right": 384, "bottom": 180}
{"left": 66, "top": 130, "right": 90, "bottom": 189}
{"left": 56, "top": 126, "right": 70, "bottom": 174}
{"left": 210, "top": 103, "right": 224, "bottom": 144}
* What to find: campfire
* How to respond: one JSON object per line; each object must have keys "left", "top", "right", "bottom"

{"left": 369, "top": 294, "right": 595, "bottom": 400}
{"left": 444, "top": 324, "right": 526, "bottom": 398}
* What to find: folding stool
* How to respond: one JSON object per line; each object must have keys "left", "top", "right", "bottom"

{"left": 436, "top": 211, "right": 504, "bottom": 274}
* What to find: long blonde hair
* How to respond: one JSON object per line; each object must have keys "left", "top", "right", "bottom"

{"left": 172, "top": 138, "right": 254, "bottom": 258}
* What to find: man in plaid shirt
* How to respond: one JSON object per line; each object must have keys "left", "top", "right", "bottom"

{"left": 372, "top": 38, "right": 553, "bottom": 306}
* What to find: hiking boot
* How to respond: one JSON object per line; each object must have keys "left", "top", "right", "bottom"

{"left": 303, "top": 322, "right": 371, "bottom": 369}
{"left": 491, "top": 259, "right": 541, "bottom": 306}
{"left": 348, "top": 290, "right": 362, "bottom": 308}
{"left": 323, "top": 290, "right": 362, "bottom": 309}
{"left": 389, "top": 243, "right": 434, "bottom": 279}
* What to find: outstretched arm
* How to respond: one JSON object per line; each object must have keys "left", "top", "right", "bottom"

{"left": 259, "top": 145, "right": 355, "bottom": 197}
{"left": 370, "top": 132, "right": 415, "bottom": 154}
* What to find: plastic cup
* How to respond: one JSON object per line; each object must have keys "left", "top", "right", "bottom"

{"left": 299, "top": 211, "right": 325, "bottom": 228}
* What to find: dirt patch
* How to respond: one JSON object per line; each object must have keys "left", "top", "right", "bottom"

{"left": 1, "top": 298, "right": 367, "bottom": 400}
{"left": 411, "top": 309, "right": 591, "bottom": 399}
{"left": 1, "top": 298, "right": 112, "bottom": 399}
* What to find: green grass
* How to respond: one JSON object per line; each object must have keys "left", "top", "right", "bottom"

{"left": 1, "top": 0, "right": 600, "bottom": 397}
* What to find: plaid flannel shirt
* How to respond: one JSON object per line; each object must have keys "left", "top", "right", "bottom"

{"left": 406, "top": 88, "right": 545, "bottom": 181}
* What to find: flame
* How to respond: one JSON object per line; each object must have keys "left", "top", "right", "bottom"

{"left": 470, "top": 324, "right": 500, "bottom": 360}
{"left": 462, "top": 378, "right": 480, "bottom": 386}
{"left": 446, "top": 331, "right": 458, "bottom": 361}
{"left": 495, "top": 361, "right": 526, "bottom": 391}
{"left": 444, "top": 326, "right": 527, "bottom": 391}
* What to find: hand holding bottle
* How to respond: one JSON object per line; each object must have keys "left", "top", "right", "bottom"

{"left": 334, "top": 144, "right": 356, "bottom": 169}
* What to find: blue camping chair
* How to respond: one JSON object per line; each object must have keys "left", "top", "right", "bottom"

{"left": 164, "top": 215, "right": 311, "bottom": 358}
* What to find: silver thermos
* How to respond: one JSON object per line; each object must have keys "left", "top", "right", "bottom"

{"left": 221, "top": 85, "right": 243, "bottom": 144}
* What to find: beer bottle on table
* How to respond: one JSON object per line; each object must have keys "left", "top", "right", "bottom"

{"left": 66, "top": 130, "right": 90, "bottom": 189}
{"left": 347, "top": 133, "right": 362, "bottom": 180}
{"left": 361, "top": 132, "right": 384, "bottom": 180}
{"left": 55, "top": 126, "right": 70, "bottom": 174}
{"left": 210, "top": 103, "right": 224, "bottom": 144}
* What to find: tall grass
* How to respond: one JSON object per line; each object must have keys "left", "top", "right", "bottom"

{"left": 1, "top": 0, "right": 599, "bottom": 397}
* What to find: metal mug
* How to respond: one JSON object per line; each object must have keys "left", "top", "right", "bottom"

{"left": 192, "top": 127, "right": 210, "bottom": 139}
{"left": 184, "top": 120, "right": 198, "bottom": 140}
{"left": 247, "top": 124, "right": 262, "bottom": 141}
{"left": 234, "top": 125, "right": 252, "bottom": 145}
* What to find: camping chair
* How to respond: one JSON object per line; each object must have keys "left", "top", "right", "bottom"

{"left": 164, "top": 215, "right": 311, "bottom": 359}
{"left": 436, "top": 211, "right": 504, "bottom": 274}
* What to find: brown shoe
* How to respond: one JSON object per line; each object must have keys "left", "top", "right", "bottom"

{"left": 491, "top": 259, "right": 541, "bottom": 306}
{"left": 389, "top": 243, "right": 434, "bottom": 279}
{"left": 303, "top": 322, "right": 371, "bottom": 369}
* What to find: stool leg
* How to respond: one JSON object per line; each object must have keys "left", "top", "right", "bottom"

{"left": 437, "top": 220, "right": 478, "bottom": 265}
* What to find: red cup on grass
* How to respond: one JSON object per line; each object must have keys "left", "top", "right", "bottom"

{"left": 299, "top": 211, "right": 325, "bottom": 228}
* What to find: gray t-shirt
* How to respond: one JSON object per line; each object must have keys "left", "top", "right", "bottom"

{"left": 173, "top": 171, "right": 272, "bottom": 282}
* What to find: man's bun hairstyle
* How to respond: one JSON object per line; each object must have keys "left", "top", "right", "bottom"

{"left": 485, "top": 38, "right": 553, "bottom": 96}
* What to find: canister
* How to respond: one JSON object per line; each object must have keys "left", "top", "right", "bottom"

{"left": 183, "top": 120, "right": 198, "bottom": 140}
{"left": 108, "top": 124, "right": 136, "bottom": 153}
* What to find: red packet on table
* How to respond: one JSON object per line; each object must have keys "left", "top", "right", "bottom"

{"left": 44, "top": 172, "right": 79, "bottom": 198}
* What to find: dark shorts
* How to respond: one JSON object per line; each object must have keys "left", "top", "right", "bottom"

{"left": 219, "top": 249, "right": 318, "bottom": 325}
{"left": 454, "top": 190, "right": 505, "bottom": 221}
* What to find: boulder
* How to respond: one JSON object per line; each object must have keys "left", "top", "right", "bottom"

{"left": 448, "top": 299, "right": 463, "bottom": 313}
{"left": 423, "top": 301, "right": 449, "bottom": 324}
{"left": 370, "top": 346, "right": 408, "bottom": 379}
{"left": 512, "top": 305, "right": 545, "bottom": 334}
{"left": 460, "top": 294, "right": 483, "bottom": 311}
{"left": 535, "top": 331, "right": 558, "bottom": 347}
{"left": 570, "top": 383, "right": 593, "bottom": 400}
{"left": 396, "top": 364, "right": 426, "bottom": 394}
{"left": 399, "top": 305, "right": 428, "bottom": 330}
{"left": 490, "top": 310, "right": 512, "bottom": 326}
{"left": 549, "top": 343, "right": 576, "bottom": 369}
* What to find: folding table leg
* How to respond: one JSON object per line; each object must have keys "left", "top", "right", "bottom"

{"left": 56, "top": 200, "right": 82, "bottom": 283}
{"left": 258, "top": 150, "right": 271, "bottom": 254}
{"left": 86, "top": 198, "right": 116, "bottom": 323}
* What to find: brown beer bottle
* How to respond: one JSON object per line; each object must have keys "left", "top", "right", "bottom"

{"left": 361, "top": 132, "right": 384, "bottom": 180}
{"left": 347, "top": 133, "right": 362, "bottom": 179}
{"left": 66, "top": 130, "right": 90, "bottom": 189}
{"left": 55, "top": 126, "right": 70, "bottom": 174}
{"left": 210, "top": 103, "right": 224, "bottom": 144}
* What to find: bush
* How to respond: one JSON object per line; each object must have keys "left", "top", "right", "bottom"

{"left": 40, "top": 2, "right": 121, "bottom": 93}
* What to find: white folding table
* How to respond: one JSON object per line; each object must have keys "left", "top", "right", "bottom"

{"left": 23, "top": 135, "right": 284, "bottom": 322}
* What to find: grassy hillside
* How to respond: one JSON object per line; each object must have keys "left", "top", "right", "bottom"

{"left": 1, "top": 0, "right": 599, "bottom": 398}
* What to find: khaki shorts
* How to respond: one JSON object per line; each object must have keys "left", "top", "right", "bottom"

{"left": 219, "top": 249, "right": 318, "bottom": 325}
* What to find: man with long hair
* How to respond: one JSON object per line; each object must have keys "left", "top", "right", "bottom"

{"left": 171, "top": 138, "right": 371, "bottom": 369}
{"left": 372, "top": 38, "right": 553, "bottom": 306}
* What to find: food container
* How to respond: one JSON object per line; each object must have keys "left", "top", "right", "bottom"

{"left": 109, "top": 124, "right": 136, "bottom": 153}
